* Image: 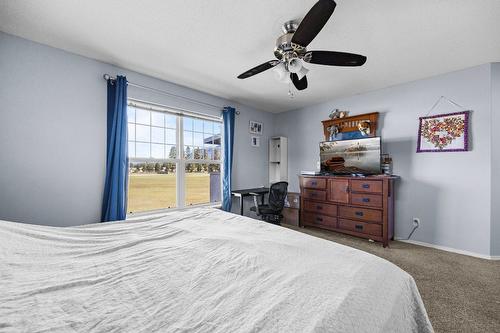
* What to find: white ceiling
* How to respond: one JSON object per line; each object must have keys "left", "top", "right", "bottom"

{"left": 1, "top": 0, "right": 499, "bottom": 113}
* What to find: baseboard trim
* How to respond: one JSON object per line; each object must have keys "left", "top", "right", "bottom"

{"left": 394, "top": 238, "right": 500, "bottom": 260}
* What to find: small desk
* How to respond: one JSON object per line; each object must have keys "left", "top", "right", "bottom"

{"left": 231, "top": 187, "right": 269, "bottom": 215}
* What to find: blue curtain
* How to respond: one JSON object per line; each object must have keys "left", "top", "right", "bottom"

{"left": 101, "top": 76, "right": 128, "bottom": 222}
{"left": 222, "top": 106, "right": 236, "bottom": 211}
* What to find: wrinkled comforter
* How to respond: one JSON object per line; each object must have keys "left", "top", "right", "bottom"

{"left": 0, "top": 207, "right": 433, "bottom": 332}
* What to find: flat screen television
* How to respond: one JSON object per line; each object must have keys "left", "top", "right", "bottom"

{"left": 320, "top": 137, "right": 381, "bottom": 175}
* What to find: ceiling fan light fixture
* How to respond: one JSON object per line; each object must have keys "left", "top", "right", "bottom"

{"left": 296, "top": 66, "right": 309, "bottom": 80}
{"left": 287, "top": 58, "right": 303, "bottom": 74}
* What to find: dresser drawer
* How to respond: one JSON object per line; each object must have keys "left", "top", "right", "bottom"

{"left": 351, "top": 180, "right": 382, "bottom": 193}
{"left": 338, "top": 219, "right": 382, "bottom": 237}
{"left": 350, "top": 193, "right": 383, "bottom": 208}
{"left": 302, "top": 189, "right": 326, "bottom": 201}
{"left": 338, "top": 206, "right": 382, "bottom": 223}
{"left": 303, "top": 200, "right": 337, "bottom": 216}
{"left": 301, "top": 177, "right": 326, "bottom": 189}
{"left": 303, "top": 212, "right": 337, "bottom": 228}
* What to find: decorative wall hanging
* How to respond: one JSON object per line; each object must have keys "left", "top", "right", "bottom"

{"left": 417, "top": 111, "right": 470, "bottom": 152}
{"left": 322, "top": 112, "right": 379, "bottom": 141}
{"left": 329, "top": 109, "right": 350, "bottom": 120}
{"left": 338, "top": 111, "right": 349, "bottom": 118}
{"left": 249, "top": 120, "right": 263, "bottom": 135}
{"left": 326, "top": 125, "right": 339, "bottom": 140}
{"left": 329, "top": 109, "right": 341, "bottom": 119}
{"left": 417, "top": 96, "right": 470, "bottom": 153}
{"left": 357, "top": 120, "right": 371, "bottom": 136}
{"left": 251, "top": 136, "right": 260, "bottom": 147}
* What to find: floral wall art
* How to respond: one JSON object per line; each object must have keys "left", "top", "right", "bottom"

{"left": 417, "top": 111, "right": 470, "bottom": 153}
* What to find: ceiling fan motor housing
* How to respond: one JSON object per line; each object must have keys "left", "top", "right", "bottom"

{"left": 274, "top": 20, "right": 306, "bottom": 61}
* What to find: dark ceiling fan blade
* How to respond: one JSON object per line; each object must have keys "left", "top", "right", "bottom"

{"left": 303, "top": 51, "right": 367, "bottom": 66}
{"left": 291, "top": 0, "right": 336, "bottom": 49}
{"left": 237, "top": 60, "right": 280, "bottom": 79}
{"left": 290, "top": 73, "right": 308, "bottom": 90}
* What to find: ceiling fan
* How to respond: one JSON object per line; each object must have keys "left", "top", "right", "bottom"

{"left": 237, "top": 0, "right": 366, "bottom": 92}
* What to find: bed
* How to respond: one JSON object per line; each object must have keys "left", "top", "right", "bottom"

{"left": 0, "top": 207, "right": 433, "bottom": 332}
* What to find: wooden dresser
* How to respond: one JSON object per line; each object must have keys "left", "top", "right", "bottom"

{"left": 299, "top": 175, "right": 397, "bottom": 247}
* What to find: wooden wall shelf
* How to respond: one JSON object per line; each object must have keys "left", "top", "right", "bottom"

{"left": 321, "top": 112, "right": 379, "bottom": 141}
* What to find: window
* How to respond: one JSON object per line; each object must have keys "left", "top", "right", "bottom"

{"left": 127, "top": 102, "right": 222, "bottom": 213}
{"left": 183, "top": 116, "right": 222, "bottom": 205}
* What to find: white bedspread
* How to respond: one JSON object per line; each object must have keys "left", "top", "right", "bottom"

{"left": 0, "top": 207, "right": 433, "bottom": 333}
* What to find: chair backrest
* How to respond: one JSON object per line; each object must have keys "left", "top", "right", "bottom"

{"left": 268, "top": 182, "right": 288, "bottom": 212}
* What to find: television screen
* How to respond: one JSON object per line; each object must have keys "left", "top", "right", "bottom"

{"left": 320, "top": 137, "right": 381, "bottom": 175}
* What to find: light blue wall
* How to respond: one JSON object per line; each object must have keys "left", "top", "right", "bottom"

{"left": 274, "top": 65, "right": 494, "bottom": 257}
{"left": 491, "top": 63, "right": 500, "bottom": 257}
{"left": 0, "top": 32, "right": 273, "bottom": 226}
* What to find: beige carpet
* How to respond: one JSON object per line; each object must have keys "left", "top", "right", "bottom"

{"left": 285, "top": 225, "right": 500, "bottom": 333}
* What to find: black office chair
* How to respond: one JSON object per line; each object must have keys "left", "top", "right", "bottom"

{"left": 250, "top": 182, "right": 288, "bottom": 225}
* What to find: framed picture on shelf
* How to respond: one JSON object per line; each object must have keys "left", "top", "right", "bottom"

{"left": 251, "top": 136, "right": 260, "bottom": 147}
{"left": 417, "top": 111, "right": 470, "bottom": 153}
{"left": 249, "top": 120, "right": 263, "bottom": 135}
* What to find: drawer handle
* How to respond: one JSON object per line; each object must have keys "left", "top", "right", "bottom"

{"left": 355, "top": 211, "right": 364, "bottom": 217}
{"left": 362, "top": 198, "right": 370, "bottom": 203}
{"left": 362, "top": 184, "right": 370, "bottom": 189}
{"left": 310, "top": 192, "right": 317, "bottom": 197}
{"left": 316, "top": 205, "right": 323, "bottom": 210}
{"left": 311, "top": 181, "right": 317, "bottom": 186}
{"left": 315, "top": 217, "right": 323, "bottom": 223}
{"left": 355, "top": 224, "right": 364, "bottom": 230}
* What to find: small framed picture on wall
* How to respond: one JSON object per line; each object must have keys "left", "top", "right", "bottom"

{"left": 251, "top": 136, "right": 260, "bottom": 147}
{"left": 249, "top": 120, "right": 263, "bottom": 135}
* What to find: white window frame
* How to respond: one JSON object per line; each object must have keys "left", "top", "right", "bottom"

{"left": 127, "top": 99, "right": 223, "bottom": 214}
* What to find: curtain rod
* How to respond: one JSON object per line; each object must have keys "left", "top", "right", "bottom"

{"left": 128, "top": 98, "right": 222, "bottom": 122}
{"left": 103, "top": 74, "right": 239, "bottom": 115}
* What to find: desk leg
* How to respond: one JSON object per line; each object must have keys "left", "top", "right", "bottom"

{"left": 240, "top": 196, "right": 244, "bottom": 215}
{"left": 261, "top": 194, "right": 265, "bottom": 205}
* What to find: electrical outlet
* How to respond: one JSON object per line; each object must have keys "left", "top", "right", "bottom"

{"left": 316, "top": 160, "right": 321, "bottom": 170}
{"left": 412, "top": 218, "right": 420, "bottom": 227}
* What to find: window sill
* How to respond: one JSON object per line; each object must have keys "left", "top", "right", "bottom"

{"left": 126, "top": 202, "right": 222, "bottom": 219}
